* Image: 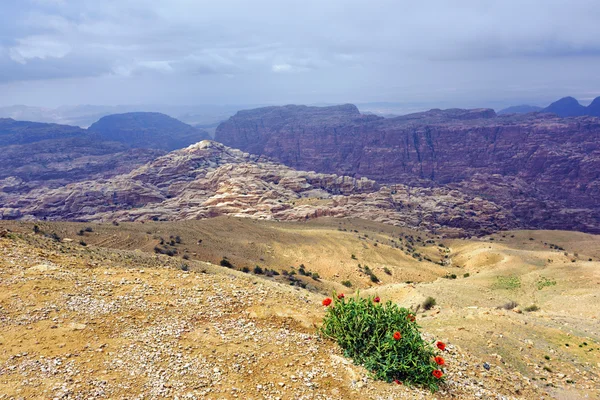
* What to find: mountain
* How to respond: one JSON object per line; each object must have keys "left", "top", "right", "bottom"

{"left": 0, "top": 118, "right": 86, "bottom": 146}
{"left": 497, "top": 105, "right": 542, "bottom": 114}
{"left": 1, "top": 140, "right": 516, "bottom": 236}
{"left": 541, "top": 96, "right": 588, "bottom": 117}
{"left": 215, "top": 105, "right": 600, "bottom": 233}
{"left": 587, "top": 96, "right": 600, "bottom": 117}
{"left": 0, "top": 118, "right": 163, "bottom": 198}
{"left": 87, "top": 112, "right": 210, "bottom": 151}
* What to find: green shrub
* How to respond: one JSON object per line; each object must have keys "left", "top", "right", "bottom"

{"left": 524, "top": 304, "right": 539, "bottom": 312}
{"left": 384, "top": 267, "right": 392, "bottom": 275}
{"left": 253, "top": 265, "right": 264, "bottom": 275}
{"left": 320, "top": 295, "right": 445, "bottom": 391}
{"left": 342, "top": 280, "right": 353, "bottom": 288}
{"left": 463, "top": 273, "right": 470, "bottom": 278}
{"left": 422, "top": 297, "right": 436, "bottom": 310}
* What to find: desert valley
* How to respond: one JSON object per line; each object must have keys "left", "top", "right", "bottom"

{"left": 1, "top": 99, "right": 599, "bottom": 399}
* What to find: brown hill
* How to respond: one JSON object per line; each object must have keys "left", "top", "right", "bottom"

{"left": 215, "top": 106, "right": 600, "bottom": 233}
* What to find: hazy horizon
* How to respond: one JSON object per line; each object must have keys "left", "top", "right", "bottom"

{"left": 2, "top": 1, "right": 600, "bottom": 109}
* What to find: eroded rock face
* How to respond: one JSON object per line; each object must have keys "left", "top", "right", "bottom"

{"left": 215, "top": 106, "right": 600, "bottom": 232}
{"left": 6, "top": 141, "right": 515, "bottom": 237}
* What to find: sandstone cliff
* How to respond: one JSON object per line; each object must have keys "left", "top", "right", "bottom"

{"left": 215, "top": 106, "right": 600, "bottom": 232}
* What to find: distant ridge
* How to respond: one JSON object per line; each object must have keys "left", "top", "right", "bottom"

{"left": 500, "top": 96, "right": 600, "bottom": 117}
{"left": 497, "top": 105, "right": 542, "bottom": 115}
{"left": 542, "top": 96, "right": 588, "bottom": 117}
{"left": 88, "top": 112, "right": 210, "bottom": 151}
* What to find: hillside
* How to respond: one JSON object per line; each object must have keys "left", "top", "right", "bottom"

{"left": 1, "top": 219, "right": 598, "bottom": 398}
{"left": 215, "top": 105, "right": 600, "bottom": 233}
{"left": 88, "top": 112, "right": 211, "bottom": 151}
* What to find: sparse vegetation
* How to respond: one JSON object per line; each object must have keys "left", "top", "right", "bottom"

{"left": 492, "top": 276, "right": 521, "bottom": 290}
{"left": 524, "top": 304, "right": 539, "bottom": 312}
{"left": 220, "top": 258, "right": 234, "bottom": 268}
{"left": 383, "top": 267, "right": 392, "bottom": 275}
{"left": 253, "top": 265, "right": 264, "bottom": 274}
{"left": 501, "top": 301, "right": 518, "bottom": 310}
{"left": 536, "top": 277, "right": 556, "bottom": 290}
{"left": 422, "top": 296, "right": 436, "bottom": 310}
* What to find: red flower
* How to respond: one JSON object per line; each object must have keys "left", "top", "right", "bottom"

{"left": 337, "top": 293, "right": 345, "bottom": 299}
{"left": 436, "top": 341, "right": 446, "bottom": 351}
{"left": 407, "top": 314, "right": 416, "bottom": 322}
{"left": 322, "top": 298, "right": 332, "bottom": 306}
{"left": 435, "top": 356, "right": 445, "bottom": 366}
{"left": 432, "top": 369, "right": 443, "bottom": 379}
{"left": 393, "top": 379, "right": 402, "bottom": 385}
{"left": 393, "top": 331, "right": 402, "bottom": 340}
{"left": 373, "top": 296, "right": 381, "bottom": 303}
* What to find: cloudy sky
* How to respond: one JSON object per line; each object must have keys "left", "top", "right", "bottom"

{"left": 2, "top": 0, "right": 600, "bottom": 108}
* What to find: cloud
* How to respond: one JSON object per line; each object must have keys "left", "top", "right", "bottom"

{"left": 272, "top": 64, "right": 292, "bottom": 73}
{"left": 9, "top": 35, "right": 71, "bottom": 64}
{"left": 2, "top": 0, "right": 600, "bottom": 106}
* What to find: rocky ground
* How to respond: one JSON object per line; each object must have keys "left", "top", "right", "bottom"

{"left": 0, "top": 231, "right": 551, "bottom": 399}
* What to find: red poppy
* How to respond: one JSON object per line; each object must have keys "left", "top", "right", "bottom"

{"left": 322, "top": 298, "right": 332, "bottom": 306}
{"left": 407, "top": 314, "right": 416, "bottom": 322}
{"left": 373, "top": 296, "right": 381, "bottom": 303}
{"left": 393, "top": 331, "right": 402, "bottom": 340}
{"left": 432, "top": 369, "right": 443, "bottom": 379}
{"left": 393, "top": 379, "right": 402, "bottom": 385}
{"left": 337, "top": 293, "right": 345, "bottom": 299}
{"left": 435, "top": 356, "right": 445, "bottom": 366}
{"left": 436, "top": 341, "right": 446, "bottom": 351}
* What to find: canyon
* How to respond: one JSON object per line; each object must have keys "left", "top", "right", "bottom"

{"left": 215, "top": 105, "right": 600, "bottom": 232}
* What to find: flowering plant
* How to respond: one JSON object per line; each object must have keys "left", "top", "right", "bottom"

{"left": 319, "top": 294, "right": 445, "bottom": 391}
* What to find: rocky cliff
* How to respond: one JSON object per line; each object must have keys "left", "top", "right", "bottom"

{"left": 2, "top": 141, "right": 515, "bottom": 236}
{"left": 215, "top": 106, "right": 600, "bottom": 232}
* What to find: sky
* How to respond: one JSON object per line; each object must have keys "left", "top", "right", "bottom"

{"left": 2, "top": 0, "right": 600, "bottom": 109}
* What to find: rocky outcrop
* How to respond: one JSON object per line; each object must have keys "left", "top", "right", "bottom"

{"left": 215, "top": 106, "right": 600, "bottom": 233}
{"left": 88, "top": 112, "right": 210, "bottom": 150}
{"left": 4, "top": 141, "right": 515, "bottom": 237}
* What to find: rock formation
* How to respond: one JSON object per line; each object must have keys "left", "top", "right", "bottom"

{"left": 3, "top": 141, "right": 515, "bottom": 237}
{"left": 215, "top": 105, "right": 600, "bottom": 232}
